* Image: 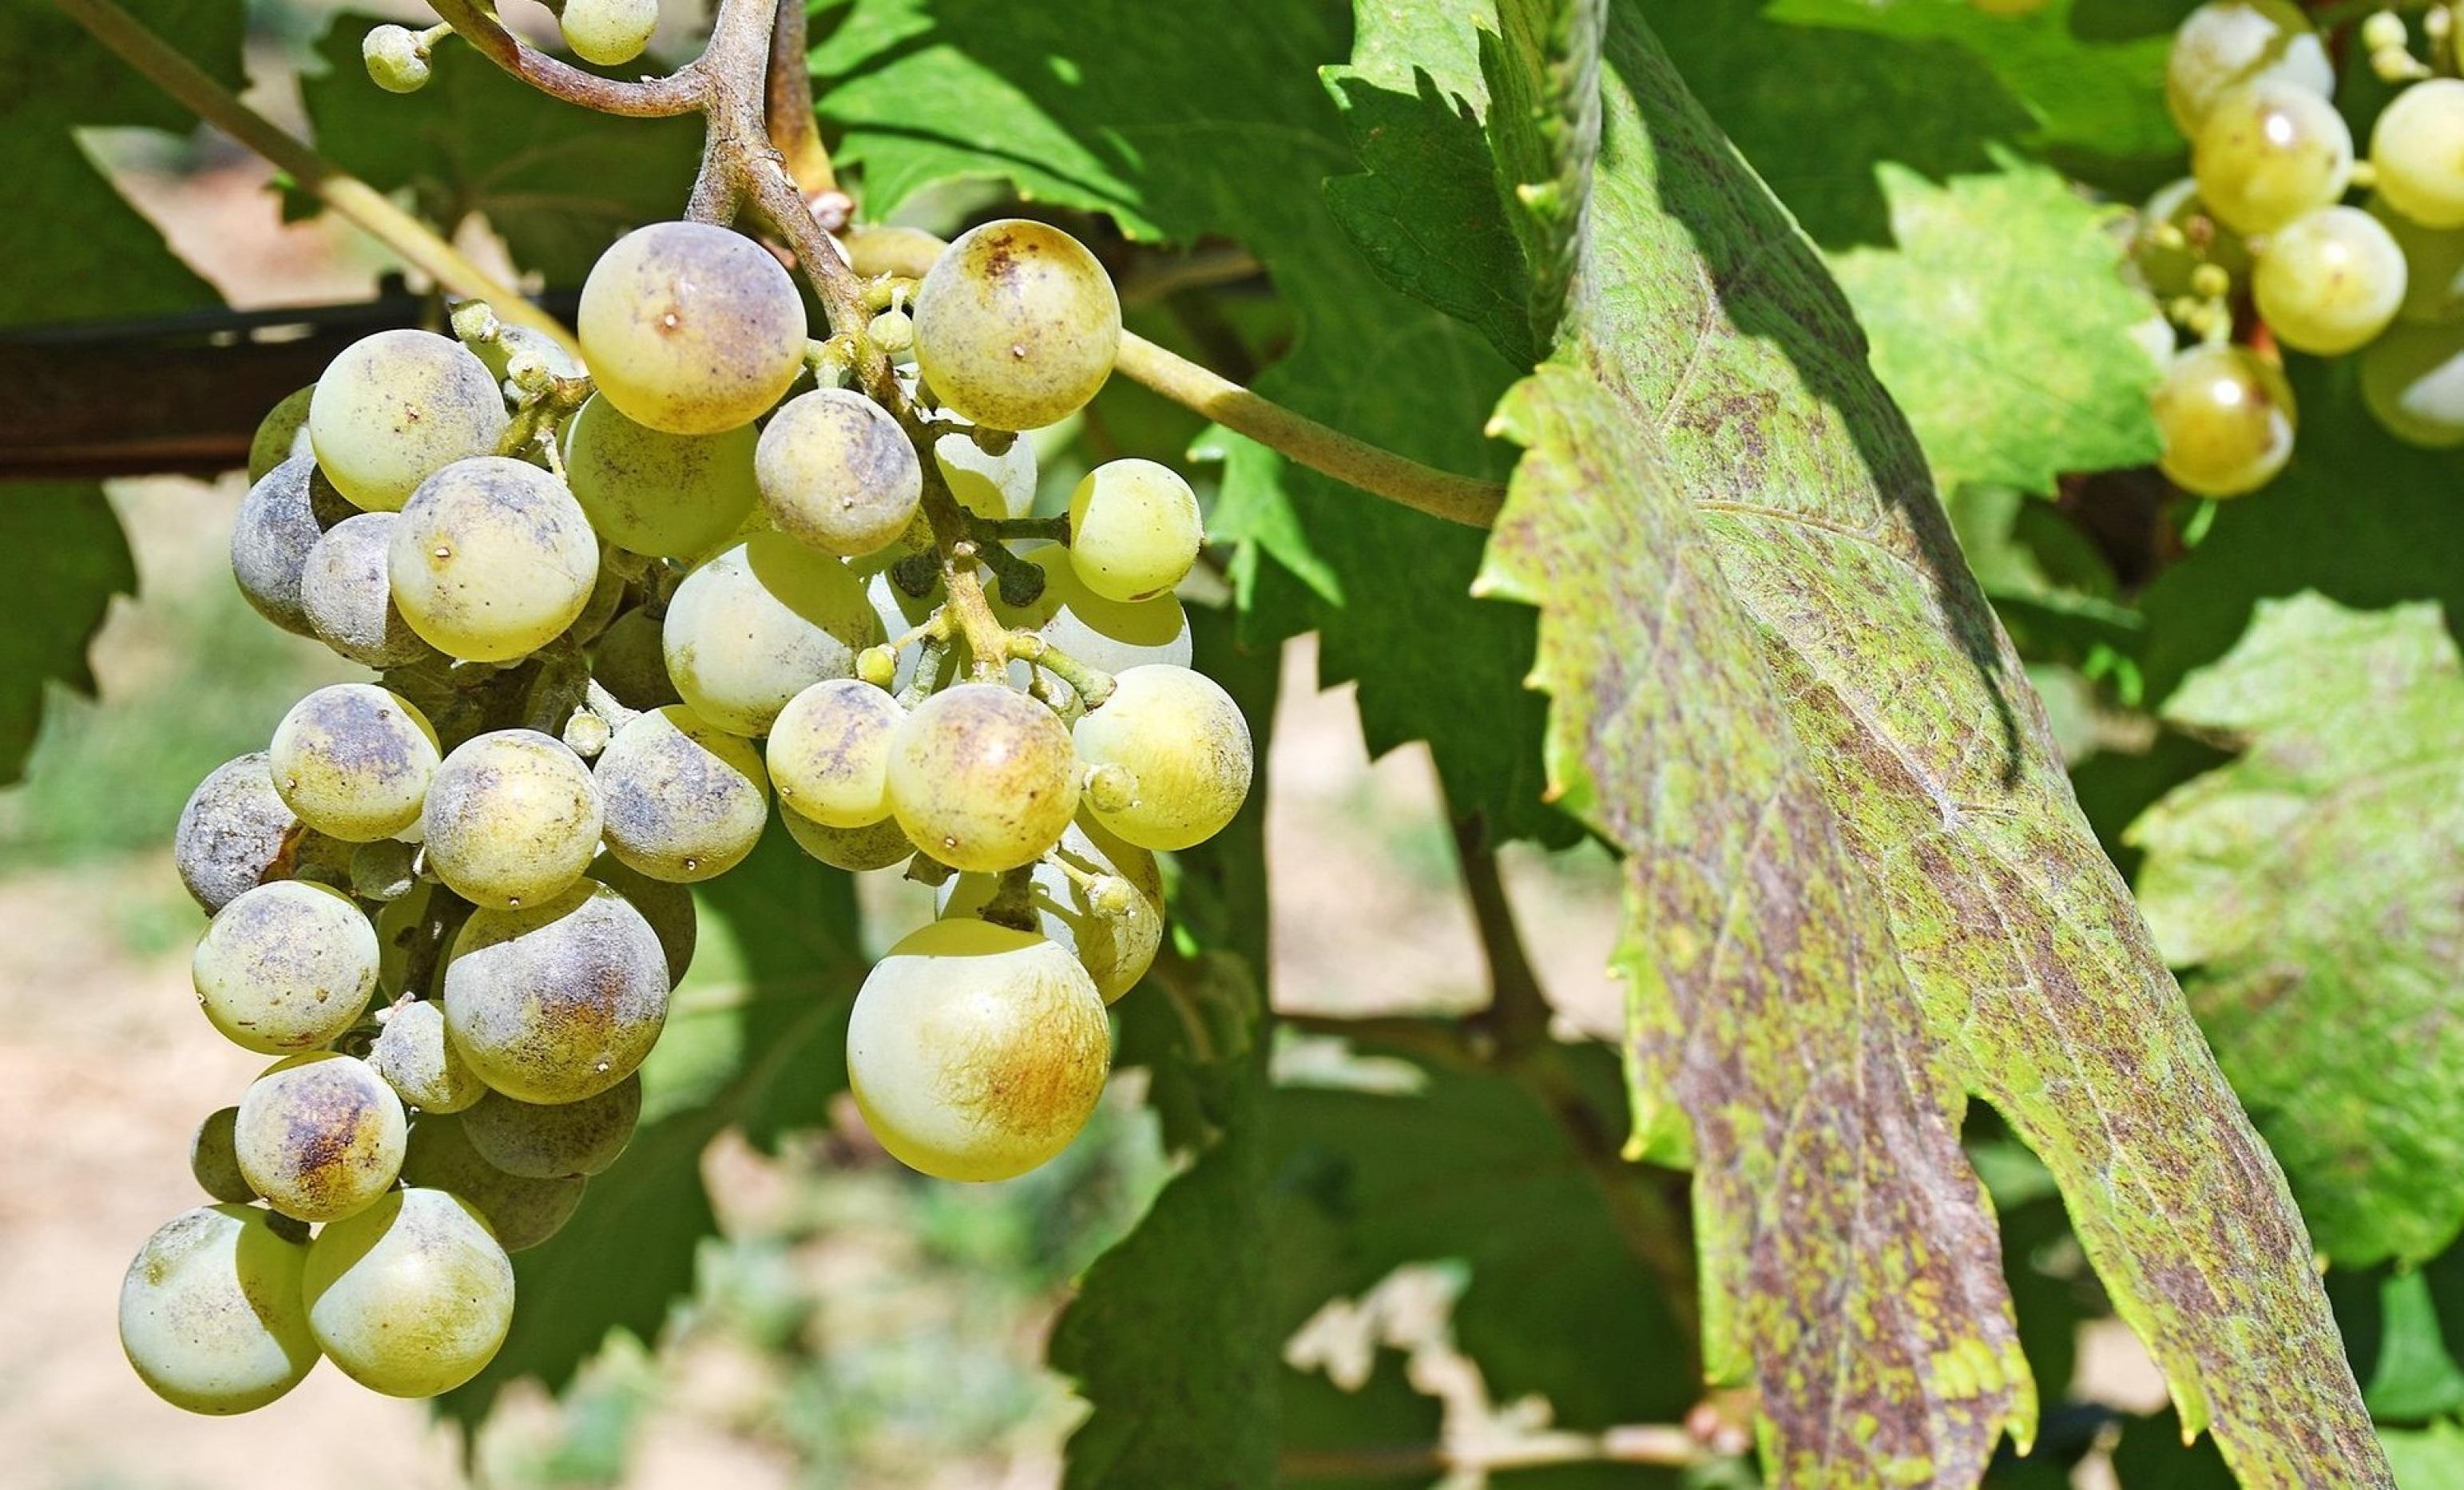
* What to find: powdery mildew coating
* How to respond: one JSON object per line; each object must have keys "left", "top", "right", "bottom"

{"left": 1071, "top": 664, "right": 1253, "bottom": 851}
{"left": 845, "top": 920, "right": 1111, "bottom": 1182}
{"left": 768, "top": 677, "right": 906, "bottom": 828}
{"left": 302, "top": 1188, "right": 514, "bottom": 1397}
{"left": 442, "top": 880, "right": 672, "bottom": 1104}
{"left": 887, "top": 683, "right": 1081, "bottom": 873}
{"left": 367, "top": 999, "right": 487, "bottom": 1114}
{"left": 269, "top": 684, "right": 442, "bottom": 842}
{"left": 174, "top": 751, "right": 314, "bottom": 913}
{"left": 422, "top": 730, "right": 604, "bottom": 909}
{"left": 577, "top": 221, "right": 807, "bottom": 436}
{"left": 118, "top": 1204, "right": 317, "bottom": 1414}
{"left": 562, "top": 391, "right": 760, "bottom": 558}
{"left": 308, "top": 329, "right": 510, "bottom": 511}
{"left": 756, "top": 387, "right": 924, "bottom": 557}
{"left": 192, "top": 881, "right": 379, "bottom": 1053}
{"left": 593, "top": 705, "right": 771, "bottom": 882}
{"left": 388, "top": 457, "right": 601, "bottom": 663}
{"left": 913, "top": 219, "right": 1121, "bottom": 433}
{"left": 230, "top": 454, "right": 350, "bottom": 636}
{"left": 234, "top": 1052, "right": 407, "bottom": 1223}
{"left": 938, "top": 815, "right": 1163, "bottom": 1003}
{"left": 300, "top": 511, "right": 432, "bottom": 668}
{"left": 662, "top": 533, "right": 881, "bottom": 736}
{"left": 401, "top": 1116, "right": 586, "bottom": 1252}
{"left": 462, "top": 1076, "right": 641, "bottom": 1179}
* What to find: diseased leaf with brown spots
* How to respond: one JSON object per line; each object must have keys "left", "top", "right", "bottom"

{"left": 1486, "top": 5, "right": 2383, "bottom": 1483}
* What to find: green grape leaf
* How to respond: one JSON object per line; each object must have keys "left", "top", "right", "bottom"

{"left": 1828, "top": 158, "right": 2163, "bottom": 497}
{"left": 298, "top": 13, "right": 702, "bottom": 284}
{"left": 2129, "top": 593, "right": 2464, "bottom": 1266}
{"left": 2363, "top": 1270, "right": 2464, "bottom": 1422}
{"left": 1476, "top": 5, "right": 2383, "bottom": 1481}
{"left": 2380, "top": 1421, "right": 2464, "bottom": 1489}
{"left": 1483, "top": 0, "right": 1604, "bottom": 359}
{"left": 0, "top": 486, "right": 137, "bottom": 786}
{"left": 1280, "top": 1350, "right": 1443, "bottom": 1488}
{"left": 439, "top": 826, "right": 867, "bottom": 1422}
{"left": 815, "top": 0, "right": 1569, "bottom": 848}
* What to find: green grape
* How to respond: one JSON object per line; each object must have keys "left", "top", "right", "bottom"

{"left": 235, "top": 1052, "right": 407, "bottom": 1223}
{"left": 300, "top": 512, "right": 433, "bottom": 668}
{"left": 590, "top": 607, "right": 683, "bottom": 711}
{"left": 248, "top": 385, "right": 315, "bottom": 484}
{"left": 308, "top": 329, "right": 509, "bottom": 511}
{"left": 2374, "top": 77, "right": 2464, "bottom": 229}
{"left": 192, "top": 881, "right": 378, "bottom": 1053}
{"left": 2374, "top": 195, "right": 2464, "bottom": 323}
{"left": 119, "top": 1205, "right": 317, "bottom": 1414}
{"left": 887, "top": 683, "right": 1080, "bottom": 872}
{"left": 175, "top": 751, "right": 318, "bottom": 914}
{"left": 912, "top": 219, "right": 1121, "bottom": 432}
{"left": 558, "top": 0, "right": 657, "bottom": 65}
{"left": 270, "top": 684, "right": 441, "bottom": 842}
{"left": 1065, "top": 459, "right": 1202, "bottom": 603}
{"left": 362, "top": 23, "right": 430, "bottom": 93}
{"left": 768, "top": 678, "right": 904, "bottom": 827}
{"left": 662, "top": 533, "right": 881, "bottom": 735}
{"left": 232, "top": 454, "right": 351, "bottom": 637}
{"left": 2165, "top": 1, "right": 2332, "bottom": 137}
{"left": 401, "top": 1116, "right": 585, "bottom": 1252}
{"left": 368, "top": 999, "right": 486, "bottom": 1114}
{"left": 780, "top": 807, "right": 918, "bottom": 871}
{"left": 756, "top": 388, "right": 923, "bottom": 557}
{"left": 2192, "top": 80, "right": 2354, "bottom": 236}
{"left": 423, "top": 730, "right": 603, "bottom": 909}
{"left": 443, "top": 880, "right": 671, "bottom": 1103}
{"left": 388, "top": 456, "right": 601, "bottom": 663}
{"left": 190, "top": 1107, "right": 259, "bottom": 1204}
{"left": 467, "top": 319, "right": 586, "bottom": 386}
{"left": 594, "top": 704, "right": 770, "bottom": 882}
{"left": 577, "top": 222, "right": 807, "bottom": 436}
{"left": 1072, "top": 664, "right": 1252, "bottom": 851}
{"left": 846, "top": 919, "right": 1110, "bottom": 1182}
{"left": 994, "top": 549, "right": 1192, "bottom": 696}
{"left": 2133, "top": 177, "right": 2253, "bottom": 300}
{"left": 303, "top": 1188, "right": 514, "bottom": 1397}
{"left": 938, "top": 817, "right": 1161, "bottom": 1002}
{"left": 351, "top": 836, "right": 419, "bottom": 902}
{"left": 461, "top": 1076, "right": 639, "bottom": 1179}
{"left": 2363, "top": 320, "right": 2464, "bottom": 445}
{"left": 2253, "top": 205, "right": 2407, "bottom": 354}
{"left": 590, "top": 853, "right": 698, "bottom": 983}
{"left": 2150, "top": 343, "right": 2298, "bottom": 496}
{"left": 562, "top": 392, "right": 760, "bottom": 559}
{"left": 934, "top": 421, "right": 1038, "bottom": 521}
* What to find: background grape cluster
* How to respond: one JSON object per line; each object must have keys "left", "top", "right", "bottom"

{"left": 119, "top": 211, "right": 1252, "bottom": 1417}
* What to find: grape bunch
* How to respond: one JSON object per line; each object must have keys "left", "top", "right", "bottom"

{"left": 2135, "top": 2, "right": 2464, "bottom": 496}
{"left": 122, "top": 213, "right": 1252, "bottom": 1415}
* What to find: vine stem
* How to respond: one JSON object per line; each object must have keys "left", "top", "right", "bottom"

{"left": 53, "top": 0, "right": 582, "bottom": 358}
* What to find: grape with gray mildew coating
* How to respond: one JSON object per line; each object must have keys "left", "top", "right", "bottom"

{"left": 308, "top": 329, "right": 509, "bottom": 511}
{"left": 443, "top": 879, "right": 671, "bottom": 1104}
{"left": 388, "top": 456, "right": 600, "bottom": 663}
{"left": 368, "top": 999, "right": 487, "bottom": 1114}
{"left": 269, "top": 684, "right": 441, "bottom": 842}
{"left": 781, "top": 807, "right": 918, "bottom": 871}
{"left": 175, "top": 751, "right": 323, "bottom": 913}
{"left": 768, "top": 678, "right": 904, "bottom": 828}
{"left": 192, "top": 881, "right": 378, "bottom": 1053}
{"left": 914, "top": 219, "right": 1121, "bottom": 432}
{"left": 118, "top": 1205, "right": 318, "bottom": 1414}
{"left": 303, "top": 1187, "right": 514, "bottom": 1397}
{"left": 887, "top": 683, "right": 1080, "bottom": 872}
{"left": 461, "top": 1076, "right": 640, "bottom": 1179}
{"left": 577, "top": 222, "right": 807, "bottom": 435}
{"left": 423, "top": 730, "right": 604, "bottom": 909}
{"left": 231, "top": 455, "right": 351, "bottom": 636}
{"left": 301, "top": 511, "right": 434, "bottom": 668}
{"left": 235, "top": 1052, "right": 407, "bottom": 1223}
{"left": 756, "top": 387, "right": 923, "bottom": 557}
{"left": 662, "top": 533, "right": 881, "bottom": 735}
{"left": 593, "top": 705, "right": 770, "bottom": 882}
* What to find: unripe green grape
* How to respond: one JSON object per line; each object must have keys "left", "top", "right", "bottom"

{"left": 913, "top": 219, "right": 1121, "bottom": 432}
{"left": 303, "top": 1188, "right": 514, "bottom": 1397}
{"left": 2363, "top": 320, "right": 2464, "bottom": 445}
{"left": 423, "top": 730, "right": 602, "bottom": 909}
{"left": 176, "top": 751, "right": 316, "bottom": 914}
{"left": 662, "top": 533, "right": 881, "bottom": 735}
{"left": 388, "top": 456, "right": 600, "bottom": 663}
{"left": 1072, "top": 664, "right": 1252, "bottom": 851}
{"left": 362, "top": 23, "right": 431, "bottom": 93}
{"left": 2374, "top": 195, "right": 2464, "bottom": 323}
{"left": 2165, "top": 2, "right": 2332, "bottom": 137}
{"left": 2150, "top": 343, "right": 2298, "bottom": 495}
{"left": 270, "top": 684, "right": 441, "bottom": 842}
{"left": 938, "top": 817, "right": 1161, "bottom": 1002}
{"left": 232, "top": 454, "right": 351, "bottom": 637}
{"left": 190, "top": 1107, "right": 258, "bottom": 1204}
{"left": 119, "top": 1205, "right": 317, "bottom": 1415}
{"left": 2253, "top": 205, "right": 2406, "bottom": 354}
{"left": 589, "top": 853, "right": 698, "bottom": 984}
{"left": 2374, "top": 77, "right": 2464, "bottom": 229}
{"left": 780, "top": 807, "right": 917, "bottom": 871}
{"left": 869, "top": 306, "right": 915, "bottom": 355}
{"left": 558, "top": 0, "right": 657, "bottom": 66}
{"left": 756, "top": 387, "right": 923, "bottom": 557}
{"left": 351, "top": 836, "right": 419, "bottom": 902}
{"left": 308, "top": 329, "right": 509, "bottom": 511}
{"left": 577, "top": 221, "right": 807, "bottom": 436}
{"left": 887, "top": 683, "right": 1081, "bottom": 872}
{"left": 590, "top": 607, "right": 683, "bottom": 711}
{"left": 2133, "top": 177, "right": 2252, "bottom": 301}
{"left": 860, "top": 556, "right": 942, "bottom": 693}
{"left": 301, "top": 512, "right": 433, "bottom": 668}
{"left": 369, "top": 999, "right": 486, "bottom": 1114}
{"left": 594, "top": 704, "right": 769, "bottom": 882}
{"left": 236, "top": 1052, "right": 407, "bottom": 1223}
{"left": 768, "top": 678, "right": 903, "bottom": 827}
{"left": 192, "top": 881, "right": 377, "bottom": 1054}
{"left": 2192, "top": 80, "right": 2353, "bottom": 236}
{"left": 934, "top": 422, "right": 1038, "bottom": 521}
{"left": 1066, "top": 459, "right": 1202, "bottom": 603}
{"left": 465, "top": 318, "right": 587, "bottom": 386}
{"left": 847, "top": 919, "right": 1109, "bottom": 1181}
{"left": 561, "top": 392, "right": 759, "bottom": 559}
{"left": 461, "top": 1076, "right": 639, "bottom": 1179}
{"left": 248, "top": 386, "right": 315, "bottom": 484}
{"left": 443, "top": 880, "right": 671, "bottom": 1103}
{"left": 401, "top": 1116, "right": 585, "bottom": 1252}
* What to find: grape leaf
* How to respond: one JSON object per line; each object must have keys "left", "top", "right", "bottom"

{"left": 1480, "top": 5, "right": 2383, "bottom": 1481}
{"left": 1828, "top": 158, "right": 2162, "bottom": 498}
{"left": 299, "top": 13, "right": 702, "bottom": 285}
{"left": 0, "top": 487, "right": 137, "bottom": 786}
{"left": 2381, "top": 1421, "right": 2464, "bottom": 1489}
{"left": 1482, "top": 0, "right": 1603, "bottom": 355}
{"left": 2362, "top": 1269, "right": 2464, "bottom": 1422}
{"left": 2130, "top": 593, "right": 2464, "bottom": 1266}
